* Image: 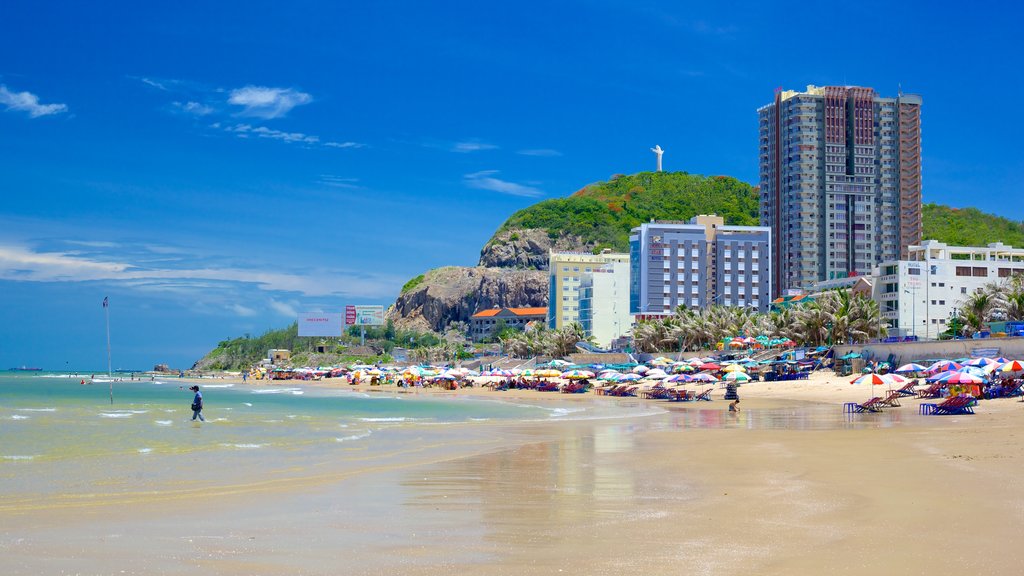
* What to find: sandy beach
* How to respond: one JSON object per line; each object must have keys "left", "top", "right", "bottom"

{"left": 4, "top": 370, "right": 1024, "bottom": 575}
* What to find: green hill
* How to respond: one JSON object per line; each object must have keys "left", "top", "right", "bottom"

{"left": 922, "top": 203, "right": 1024, "bottom": 247}
{"left": 495, "top": 171, "right": 759, "bottom": 253}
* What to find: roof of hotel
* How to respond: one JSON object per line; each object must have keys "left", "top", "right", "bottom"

{"left": 508, "top": 307, "right": 548, "bottom": 316}
{"left": 471, "top": 306, "right": 548, "bottom": 318}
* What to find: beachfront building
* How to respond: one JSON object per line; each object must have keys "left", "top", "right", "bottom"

{"left": 469, "top": 306, "right": 548, "bottom": 342}
{"left": 758, "top": 85, "right": 923, "bottom": 297}
{"left": 629, "top": 215, "right": 772, "bottom": 315}
{"left": 876, "top": 240, "right": 1024, "bottom": 339}
{"left": 548, "top": 250, "right": 630, "bottom": 329}
{"left": 578, "top": 262, "right": 631, "bottom": 348}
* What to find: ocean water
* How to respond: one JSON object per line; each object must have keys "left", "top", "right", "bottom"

{"left": 0, "top": 373, "right": 659, "bottom": 512}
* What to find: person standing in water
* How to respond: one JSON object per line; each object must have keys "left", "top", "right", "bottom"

{"left": 189, "top": 385, "right": 205, "bottom": 421}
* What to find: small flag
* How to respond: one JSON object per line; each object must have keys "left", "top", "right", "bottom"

{"left": 103, "top": 297, "right": 108, "bottom": 308}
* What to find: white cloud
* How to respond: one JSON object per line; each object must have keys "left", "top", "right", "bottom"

{"left": 222, "top": 123, "right": 319, "bottom": 144}
{"left": 231, "top": 303, "right": 258, "bottom": 317}
{"left": 452, "top": 141, "right": 498, "bottom": 153}
{"left": 228, "top": 86, "right": 312, "bottom": 119}
{"left": 318, "top": 175, "right": 361, "bottom": 189}
{"left": 324, "top": 141, "right": 364, "bottom": 149}
{"left": 0, "top": 243, "right": 403, "bottom": 299}
{"left": 269, "top": 299, "right": 299, "bottom": 317}
{"left": 464, "top": 170, "right": 543, "bottom": 198}
{"left": 517, "top": 148, "right": 562, "bottom": 157}
{"left": 173, "top": 101, "right": 214, "bottom": 116}
{"left": 0, "top": 85, "right": 68, "bottom": 118}
{"left": 139, "top": 77, "right": 169, "bottom": 90}
{"left": 216, "top": 123, "right": 364, "bottom": 149}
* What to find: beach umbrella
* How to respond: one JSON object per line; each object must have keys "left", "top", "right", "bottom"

{"left": 729, "top": 340, "right": 746, "bottom": 348}
{"left": 886, "top": 374, "right": 909, "bottom": 385}
{"left": 560, "top": 369, "right": 595, "bottom": 379}
{"left": 993, "top": 357, "right": 1010, "bottom": 364}
{"left": 650, "top": 356, "right": 673, "bottom": 365}
{"left": 722, "top": 364, "right": 747, "bottom": 373}
{"left": 927, "top": 360, "right": 962, "bottom": 373}
{"left": 894, "top": 363, "right": 927, "bottom": 373}
{"left": 724, "top": 371, "right": 750, "bottom": 383}
{"left": 617, "top": 373, "right": 642, "bottom": 381}
{"left": 644, "top": 368, "right": 669, "bottom": 379}
{"left": 691, "top": 373, "right": 718, "bottom": 382}
{"left": 947, "top": 372, "right": 985, "bottom": 384}
{"left": 537, "top": 369, "right": 562, "bottom": 377}
{"left": 1000, "top": 360, "right": 1024, "bottom": 373}
{"left": 632, "top": 365, "right": 649, "bottom": 374}
{"left": 965, "top": 357, "right": 997, "bottom": 367}
{"left": 665, "top": 374, "right": 692, "bottom": 383}
{"left": 926, "top": 370, "right": 957, "bottom": 382}
{"left": 850, "top": 373, "right": 889, "bottom": 386}
{"left": 699, "top": 363, "right": 721, "bottom": 371}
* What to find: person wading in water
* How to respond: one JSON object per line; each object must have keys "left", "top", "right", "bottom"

{"left": 189, "top": 385, "right": 205, "bottom": 421}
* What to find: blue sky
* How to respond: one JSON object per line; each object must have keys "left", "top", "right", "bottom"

{"left": 1, "top": 0, "right": 1021, "bottom": 370}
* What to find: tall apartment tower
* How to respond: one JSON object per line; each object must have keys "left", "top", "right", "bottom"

{"left": 758, "top": 85, "right": 922, "bottom": 296}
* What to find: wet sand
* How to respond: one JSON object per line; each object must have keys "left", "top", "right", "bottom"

{"left": 5, "top": 373, "right": 1024, "bottom": 574}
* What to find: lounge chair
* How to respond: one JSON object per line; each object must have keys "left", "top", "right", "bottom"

{"left": 853, "top": 397, "right": 884, "bottom": 413}
{"left": 894, "top": 379, "right": 918, "bottom": 397}
{"left": 930, "top": 396, "right": 976, "bottom": 415}
{"left": 669, "top": 389, "right": 694, "bottom": 402}
{"left": 917, "top": 382, "right": 943, "bottom": 399}
{"left": 878, "top": 391, "right": 902, "bottom": 408}
{"left": 695, "top": 388, "right": 713, "bottom": 401}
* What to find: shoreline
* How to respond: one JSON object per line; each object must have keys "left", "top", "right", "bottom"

{"left": 6, "top": 370, "right": 1024, "bottom": 574}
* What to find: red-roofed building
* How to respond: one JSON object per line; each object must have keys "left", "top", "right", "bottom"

{"left": 470, "top": 306, "right": 549, "bottom": 341}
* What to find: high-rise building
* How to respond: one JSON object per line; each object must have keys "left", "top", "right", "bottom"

{"left": 629, "top": 215, "right": 772, "bottom": 314}
{"left": 548, "top": 250, "right": 630, "bottom": 329}
{"left": 758, "top": 85, "right": 922, "bottom": 297}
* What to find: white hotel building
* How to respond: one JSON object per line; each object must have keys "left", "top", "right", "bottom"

{"left": 877, "top": 240, "right": 1024, "bottom": 339}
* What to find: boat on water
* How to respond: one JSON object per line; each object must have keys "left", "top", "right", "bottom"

{"left": 8, "top": 366, "right": 43, "bottom": 371}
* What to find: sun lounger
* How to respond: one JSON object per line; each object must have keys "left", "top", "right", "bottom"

{"left": 928, "top": 396, "right": 976, "bottom": 415}
{"left": 669, "top": 389, "right": 695, "bottom": 402}
{"left": 895, "top": 379, "right": 918, "bottom": 397}
{"left": 695, "top": 388, "right": 713, "bottom": 401}
{"left": 845, "top": 397, "right": 884, "bottom": 413}
{"left": 917, "top": 382, "right": 943, "bottom": 399}
{"left": 878, "top": 391, "right": 902, "bottom": 408}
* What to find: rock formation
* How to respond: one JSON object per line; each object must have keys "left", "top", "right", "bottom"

{"left": 386, "top": 266, "right": 548, "bottom": 333}
{"left": 478, "top": 228, "right": 594, "bottom": 270}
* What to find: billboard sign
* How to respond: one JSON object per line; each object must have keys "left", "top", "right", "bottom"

{"left": 345, "top": 305, "right": 356, "bottom": 325}
{"left": 353, "top": 305, "right": 385, "bottom": 326}
{"left": 298, "top": 313, "right": 343, "bottom": 337}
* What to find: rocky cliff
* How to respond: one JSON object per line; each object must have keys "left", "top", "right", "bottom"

{"left": 478, "top": 228, "right": 594, "bottom": 269}
{"left": 386, "top": 266, "right": 549, "bottom": 333}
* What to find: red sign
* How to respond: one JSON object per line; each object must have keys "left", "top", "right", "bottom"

{"left": 345, "top": 305, "right": 356, "bottom": 325}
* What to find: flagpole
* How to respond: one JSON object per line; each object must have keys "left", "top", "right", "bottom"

{"left": 105, "top": 296, "right": 112, "bottom": 404}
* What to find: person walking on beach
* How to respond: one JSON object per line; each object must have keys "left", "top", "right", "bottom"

{"left": 728, "top": 399, "right": 741, "bottom": 413}
{"left": 189, "top": 385, "right": 205, "bottom": 421}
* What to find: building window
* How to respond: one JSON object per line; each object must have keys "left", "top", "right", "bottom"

{"left": 961, "top": 287, "right": 968, "bottom": 294}
{"left": 955, "top": 266, "right": 971, "bottom": 277}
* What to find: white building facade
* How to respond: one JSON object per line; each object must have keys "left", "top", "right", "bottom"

{"left": 548, "top": 250, "right": 630, "bottom": 329}
{"left": 876, "top": 240, "right": 1024, "bottom": 339}
{"left": 578, "top": 262, "right": 631, "bottom": 348}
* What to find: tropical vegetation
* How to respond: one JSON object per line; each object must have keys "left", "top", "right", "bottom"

{"left": 949, "top": 275, "right": 1024, "bottom": 337}
{"left": 922, "top": 204, "right": 1024, "bottom": 248}
{"left": 490, "top": 171, "right": 759, "bottom": 254}
{"left": 499, "top": 322, "right": 594, "bottom": 359}
{"left": 629, "top": 291, "right": 886, "bottom": 353}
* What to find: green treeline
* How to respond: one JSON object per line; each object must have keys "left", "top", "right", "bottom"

{"left": 497, "top": 171, "right": 759, "bottom": 252}
{"left": 922, "top": 203, "right": 1024, "bottom": 247}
